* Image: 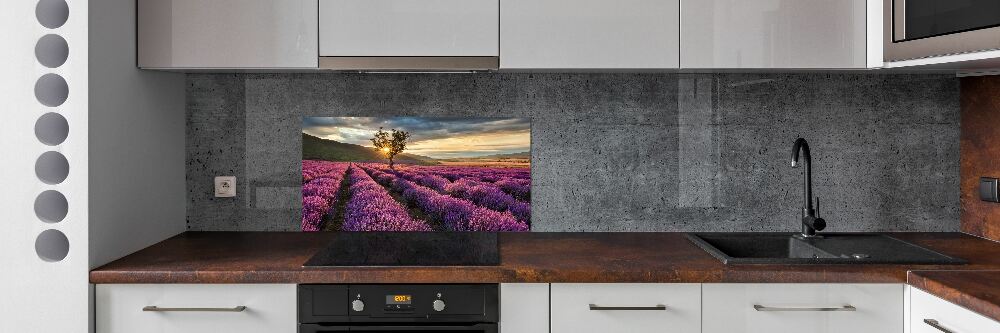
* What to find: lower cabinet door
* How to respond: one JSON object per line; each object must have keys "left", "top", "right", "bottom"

{"left": 702, "top": 283, "right": 903, "bottom": 333}
{"left": 550, "top": 283, "right": 701, "bottom": 333}
{"left": 96, "top": 284, "right": 297, "bottom": 333}
{"left": 910, "top": 287, "right": 1000, "bottom": 333}
{"left": 500, "top": 283, "right": 549, "bottom": 333}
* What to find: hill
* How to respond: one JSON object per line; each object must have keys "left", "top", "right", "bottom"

{"left": 302, "top": 133, "right": 439, "bottom": 165}
{"left": 472, "top": 152, "right": 530, "bottom": 160}
{"left": 443, "top": 151, "right": 530, "bottom": 161}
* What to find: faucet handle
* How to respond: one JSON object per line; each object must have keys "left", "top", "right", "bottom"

{"left": 813, "top": 196, "right": 826, "bottom": 232}
{"left": 815, "top": 196, "right": 820, "bottom": 218}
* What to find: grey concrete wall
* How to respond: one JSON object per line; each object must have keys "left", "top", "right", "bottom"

{"left": 186, "top": 73, "right": 960, "bottom": 232}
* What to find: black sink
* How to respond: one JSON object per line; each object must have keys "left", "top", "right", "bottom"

{"left": 687, "top": 233, "right": 966, "bottom": 265}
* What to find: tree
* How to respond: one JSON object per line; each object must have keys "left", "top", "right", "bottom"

{"left": 371, "top": 127, "right": 410, "bottom": 169}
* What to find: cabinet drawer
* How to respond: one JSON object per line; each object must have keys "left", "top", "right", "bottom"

{"left": 550, "top": 283, "right": 700, "bottom": 333}
{"left": 96, "top": 284, "right": 296, "bottom": 333}
{"left": 703, "top": 284, "right": 903, "bottom": 333}
{"left": 910, "top": 287, "right": 1000, "bottom": 333}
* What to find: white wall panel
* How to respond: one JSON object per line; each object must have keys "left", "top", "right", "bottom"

{"left": 1, "top": 1, "right": 186, "bottom": 332}
{"left": 0, "top": 0, "right": 89, "bottom": 331}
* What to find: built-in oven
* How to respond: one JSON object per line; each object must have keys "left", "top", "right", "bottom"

{"left": 885, "top": 0, "right": 1000, "bottom": 61}
{"left": 299, "top": 284, "right": 498, "bottom": 333}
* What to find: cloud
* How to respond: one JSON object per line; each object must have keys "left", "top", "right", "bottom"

{"left": 303, "top": 117, "right": 531, "bottom": 158}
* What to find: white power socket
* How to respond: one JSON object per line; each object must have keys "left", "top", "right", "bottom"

{"left": 215, "top": 176, "right": 236, "bottom": 197}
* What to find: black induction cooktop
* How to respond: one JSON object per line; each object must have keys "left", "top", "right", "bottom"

{"left": 303, "top": 232, "right": 500, "bottom": 267}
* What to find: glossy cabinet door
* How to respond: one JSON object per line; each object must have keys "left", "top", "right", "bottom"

{"left": 681, "top": 0, "right": 869, "bottom": 68}
{"left": 500, "top": 283, "right": 549, "bottom": 333}
{"left": 319, "top": 0, "right": 499, "bottom": 56}
{"left": 702, "top": 283, "right": 903, "bottom": 333}
{"left": 550, "top": 283, "right": 701, "bottom": 333}
{"left": 138, "top": 0, "right": 318, "bottom": 69}
{"left": 501, "top": 0, "right": 680, "bottom": 69}
{"left": 96, "top": 284, "right": 297, "bottom": 333}
{"left": 910, "top": 287, "right": 1000, "bottom": 333}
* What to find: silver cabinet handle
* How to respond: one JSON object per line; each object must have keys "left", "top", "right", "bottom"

{"left": 143, "top": 306, "right": 247, "bottom": 312}
{"left": 589, "top": 304, "right": 667, "bottom": 311}
{"left": 753, "top": 304, "right": 856, "bottom": 312}
{"left": 923, "top": 319, "right": 955, "bottom": 333}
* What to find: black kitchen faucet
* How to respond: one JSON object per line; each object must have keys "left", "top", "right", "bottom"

{"left": 791, "top": 138, "right": 826, "bottom": 237}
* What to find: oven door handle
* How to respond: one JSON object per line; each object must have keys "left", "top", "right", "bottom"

{"left": 298, "top": 325, "right": 349, "bottom": 332}
{"left": 299, "top": 323, "right": 497, "bottom": 332}
{"left": 348, "top": 324, "right": 496, "bottom": 331}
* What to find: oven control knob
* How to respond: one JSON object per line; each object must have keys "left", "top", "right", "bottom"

{"left": 351, "top": 299, "right": 365, "bottom": 312}
{"left": 432, "top": 299, "right": 446, "bottom": 312}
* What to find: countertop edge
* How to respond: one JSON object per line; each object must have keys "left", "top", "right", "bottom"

{"left": 908, "top": 270, "right": 1000, "bottom": 323}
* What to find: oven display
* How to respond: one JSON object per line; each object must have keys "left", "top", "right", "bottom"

{"left": 386, "top": 295, "right": 412, "bottom": 305}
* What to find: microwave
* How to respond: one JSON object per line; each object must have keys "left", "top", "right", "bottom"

{"left": 884, "top": 0, "right": 1000, "bottom": 62}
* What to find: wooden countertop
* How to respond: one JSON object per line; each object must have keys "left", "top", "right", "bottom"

{"left": 90, "top": 232, "right": 1000, "bottom": 321}
{"left": 91, "top": 232, "right": 1000, "bottom": 284}
{"left": 908, "top": 270, "right": 1000, "bottom": 323}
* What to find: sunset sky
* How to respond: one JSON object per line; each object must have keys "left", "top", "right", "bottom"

{"left": 303, "top": 117, "right": 531, "bottom": 159}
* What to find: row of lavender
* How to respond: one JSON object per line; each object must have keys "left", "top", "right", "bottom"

{"left": 301, "top": 160, "right": 350, "bottom": 231}
{"left": 407, "top": 166, "right": 531, "bottom": 195}
{"left": 359, "top": 164, "right": 528, "bottom": 231}
{"left": 342, "top": 165, "right": 432, "bottom": 231}
{"left": 397, "top": 166, "right": 531, "bottom": 201}
{"left": 301, "top": 160, "right": 531, "bottom": 232}
{"left": 407, "top": 165, "right": 530, "bottom": 180}
{"left": 368, "top": 164, "right": 531, "bottom": 224}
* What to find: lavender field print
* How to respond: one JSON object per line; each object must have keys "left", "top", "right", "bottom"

{"left": 301, "top": 117, "right": 531, "bottom": 232}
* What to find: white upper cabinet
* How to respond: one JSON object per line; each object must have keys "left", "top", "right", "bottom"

{"left": 138, "top": 0, "right": 318, "bottom": 69}
{"left": 319, "top": 0, "right": 499, "bottom": 56}
{"left": 133, "top": 0, "right": 883, "bottom": 70}
{"left": 681, "top": 0, "right": 875, "bottom": 69}
{"left": 500, "top": 0, "right": 680, "bottom": 69}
